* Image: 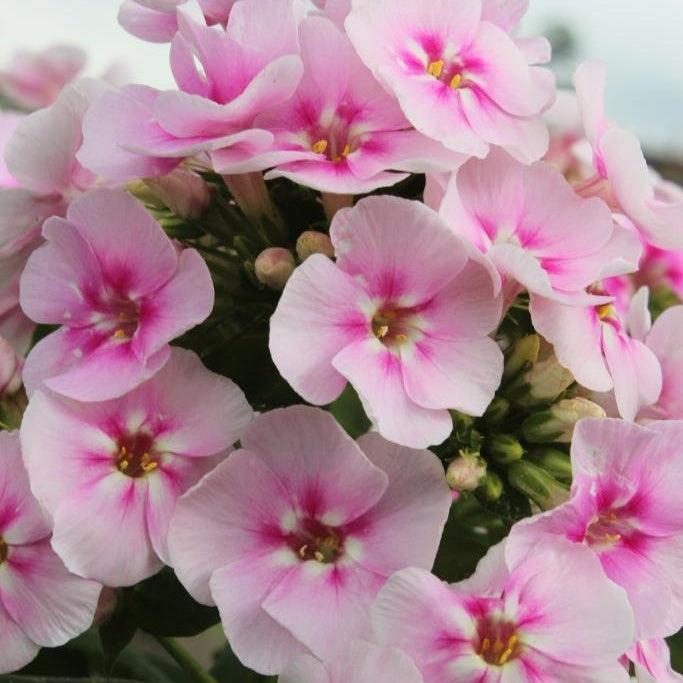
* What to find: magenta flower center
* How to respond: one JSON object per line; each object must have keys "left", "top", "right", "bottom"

{"left": 290, "top": 518, "right": 344, "bottom": 564}
{"left": 311, "top": 135, "right": 354, "bottom": 163}
{"left": 372, "top": 306, "right": 421, "bottom": 347}
{"left": 475, "top": 615, "right": 521, "bottom": 666}
{"left": 425, "top": 58, "right": 465, "bottom": 90}
{"left": 115, "top": 431, "right": 159, "bottom": 478}
{"left": 585, "top": 509, "right": 632, "bottom": 551}
{"left": 0, "top": 536, "right": 7, "bottom": 564}
{"left": 108, "top": 298, "right": 140, "bottom": 341}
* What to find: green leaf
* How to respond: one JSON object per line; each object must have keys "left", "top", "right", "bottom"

{"left": 328, "top": 385, "right": 370, "bottom": 439}
{"left": 99, "top": 593, "right": 138, "bottom": 672}
{"left": 210, "top": 645, "right": 262, "bottom": 683}
{"left": 0, "top": 678, "right": 145, "bottom": 682}
{"left": 128, "top": 568, "right": 220, "bottom": 638}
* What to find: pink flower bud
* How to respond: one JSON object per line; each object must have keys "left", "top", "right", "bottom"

{"left": 296, "top": 230, "right": 335, "bottom": 261}
{"left": 254, "top": 248, "right": 296, "bottom": 290}
{"left": 144, "top": 169, "right": 211, "bottom": 219}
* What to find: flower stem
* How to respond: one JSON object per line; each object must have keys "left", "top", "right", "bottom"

{"left": 155, "top": 636, "right": 221, "bottom": 683}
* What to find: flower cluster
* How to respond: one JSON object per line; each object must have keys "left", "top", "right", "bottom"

{"left": 1, "top": 0, "right": 683, "bottom": 680}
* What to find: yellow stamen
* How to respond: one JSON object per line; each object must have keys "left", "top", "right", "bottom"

{"left": 603, "top": 533, "right": 622, "bottom": 543}
{"left": 119, "top": 459, "right": 129, "bottom": 471}
{"left": 395, "top": 333, "right": 408, "bottom": 342}
{"left": 313, "top": 550, "right": 325, "bottom": 563}
{"left": 113, "top": 329, "right": 127, "bottom": 340}
{"left": 427, "top": 59, "right": 444, "bottom": 78}
{"left": 480, "top": 637, "right": 491, "bottom": 653}
{"left": 375, "top": 324, "right": 389, "bottom": 339}
{"left": 493, "top": 640, "right": 504, "bottom": 656}
{"left": 118, "top": 311, "right": 129, "bottom": 322}
{"left": 312, "top": 139, "right": 328, "bottom": 154}
{"left": 298, "top": 544, "right": 309, "bottom": 558}
{"left": 449, "top": 73, "right": 462, "bottom": 89}
{"left": 140, "top": 452, "right": 158, "bottom": 473}
{"left": 597, "top": 303, "right": 616, "bottom": 320}
{"left": 342, "top": 143, "right": 351, "bottom": 157}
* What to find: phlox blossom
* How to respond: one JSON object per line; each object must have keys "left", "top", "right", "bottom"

{"left": 20, "top": 188, "right": 214, "bottom": 401}
{"left": 573, "top": 59, "right": 683, "bottom": 250}
{"left": 167, "top": 406, "right": 451, "bottom": 674}
{"left": 270, "top": 195, "right": 504, "bottom": 448}
{"left": 627, "top": 639, "right": 683, "bottom": 683}
{"left": 119, "top": 0, "right": 237, "bottom": 43}
{"left": 280, "top": 640, "right": 424, "bottom": 683}
{"left": 79, "top": 0, "right": 303, "bottom": 183}
{"left": 0, "top": 431, "right": 101, "bottom": 674}
{"left": 0, "top": 112, "right": 22, "bottom": 189}
{"left": 509, "top": 418, "right": 683, "bottom": 639}
{"left": 436, "top": 148, "right": 640, "bottom": 307}
{"left": 20, "top": 347, "right": 252, "bottom": 587}
{"left": 237, "top": 15, "right": 464, "bottom": 193}
{"left": 373, "top": 538, "right": 634, "bottom": 683}
{"left": 345, "top": 0, "right": 554, "bottom": 162}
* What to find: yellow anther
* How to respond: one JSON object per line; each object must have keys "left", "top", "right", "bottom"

{"left": 140, "top": 453, "right": 158, "bottom": 473}
{"left": 312, "top": 139, "right": 328, "bottom": 154}
{"left": 298, "top": 544, "right": 308, "bottom": 558}
{"left": 449, "top": 73, "right": 462, "bottom": 89}
{"left": 119, "top": 446, "right": 127, "bottom": 457}
{"left": 313, "top": 550, "right": 325, "bottom": 563}
{"left": 118, "top": 311, "right": 129, "bottom": 322}
{"left": 606, "top": 512, "right": 618, "bottom": 521}
{"left": 427, "top": 59, "right": 444, "bottom": 78}
{"left": 493, "top": 640, "right": 504, "bottom": 656}
{"left": 395, "top": 333, "right": 408, "bottom": 342}
{"left": 597, "top": 303, "right": 616, "bottom": 320}
{"left": 603, "top": 533, "right": 622, "bottom": 543}
{"left": 342, "top": 143, "right": 351, "bottom": 157}
{"left": 113, "top": 329, "right": 127, "bottom": 340}
{"left": 118, "top": 459, "right": 129, "bottom": 472}
{"left": 480, "top": 637, "right": 491, "bottom": 653}
{"left": 499, "top": 646, "right": 514, "bottom": 665}
{"left": 375, "top": 324, "right": 389, "bottom": 339}
{"left": 508, "top": 635, "right": 518, "bottom": 649}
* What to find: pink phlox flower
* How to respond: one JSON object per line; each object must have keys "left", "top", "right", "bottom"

{"left": 270, "top": 195, "right": 504, "bottom": 448}
{"left": 627, "top": 639, "right": 683, "bottom": 683}
{"left": 0, "top": 46, "right": 87, "bottom": 110}
{"left": 530, "top": 283, "right": 661, "bottom": 421}
{"left": 372, "top": 536, "right": 634, "bottom": 682}
{"left": 230, "top": 15, "right": 465, "bottom": 192}
{"left": 167, "top": 406, "right": 452, "bottom": 674}
{"left": 437, "top": 148, "right": 640, "bottom": 308}
{"left": 79, "top": 0, "right": 303, "bottom": 182}
{"left": 0, "top": 430, "right": 101, "bottom": 674}
{"left": 19, "top": 188, "right": 214, "bottom": 401}
{"left": 345, "top": 0, "right": 555, "bottom": 162}
{"left": 509, "top": 417, "right": 683, "bottom": 640}
{"left": 0, "top": 112, "right": 23, "bottom": 189}
{"left": 280, "top": 640, "right": 424, "bottom": 683}
{"left": 573, "top": 59, "right": 683, "bottom": 250}
{"left": 119, "top": 0, "right": 238, "bottom": 43}
{"left": 19, "top": 347, "right": 252, "bottom": 587}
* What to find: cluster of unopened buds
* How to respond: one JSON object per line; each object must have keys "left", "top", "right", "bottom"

{"left": 1, "top": 0, "right": 682, "bottom": 681}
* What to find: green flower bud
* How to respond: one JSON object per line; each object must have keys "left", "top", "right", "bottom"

{"left": 488, "top": 433, "right": 524, "bottom": 464}
{"left": 527, "top": 448, "right": 572, "bottom": 481}
{"left": 503, "top": 334, "right": 540, "bottom": 379}
{"left": 508, "top": 461, "right": 569, "bottom": 510}
{"left": 482, "top": 471, "right": 504, "bottom": 501}
{"left": 522, "top": 397, "right": 606, "bottom": 443}
{"left": 482, "top": 396, "right": 510, "bottom": 427}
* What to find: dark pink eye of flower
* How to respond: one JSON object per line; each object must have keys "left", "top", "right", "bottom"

{"left": 474, "top": 613, "right": 521, "bottom": 666}
{"left": 114, "top": 431, "right": 158, "bottom": 478}
{"left": 0, "top": 536, "right": 8, "bottom": 564}
{"left": 584, "top": 509, "right": 635, "bottom": 551}
{"left": 371, "top": 306, "right": 421, "bottom": 347}
{"left": 424, "top": 57, "right": 466, "bottom": 90}
{"left": 107, "top": 298, "right": 141, "bottom": 341}
{"left": 290, "top": 518, "right": 344, "bottom": 564}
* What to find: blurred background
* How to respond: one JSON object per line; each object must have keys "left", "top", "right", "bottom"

{"left": 1, "top": 0, "right": 682, "bottom": 163}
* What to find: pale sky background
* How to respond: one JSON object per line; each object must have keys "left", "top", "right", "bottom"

{"left": 1, "top": 0, "right": 682, "bottom": 158}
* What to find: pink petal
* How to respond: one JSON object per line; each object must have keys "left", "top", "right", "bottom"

{"left": 348, "top": 432, "right": 451, "bottom": 575}
{"left": 118, "top": 0, "right": 180, "bottom": 42}
{"left": 269, "top": 254, "right": 371, "bottom": 405}
{"left": 330, "top": 195, "right": 468, "bottom": 302}
{"left": 66, "top": 189, "right": 178, "bottom": 298}
{"left": 573, "top": 59, "right": 608, "bottom": 149}
{"left": 262, "top": 560, "right": 384, "bottom": 660}
{"left": 168, "top": 450, "right": 296, "bottom": 604}
{"left": 241, "top": 406, "right": 389, "bottom": 525}
{"left": 51, "top": 474, "right": 162, "bottom": 586}
{"left": 210, "top": 553, "right": 308, "bottom": 675}
{"left": 0, "top": 540, "right": 100, "bottom": 647}
{"left": 481, "top": 0, "right": 529, "bottom": 31}
{"left": 149, "top": 348, "right": 252, "bottom": 456}
{"left": 332, "top": 338, "right": 453, "bottom": 448}
{"left": 132, "top": 248, "right": 214, "bottom": 358}
{"left": 0, "top": 605, "right": 39, "bottom": 674}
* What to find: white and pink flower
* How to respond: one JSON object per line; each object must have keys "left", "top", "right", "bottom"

{"left": 20, "top": 347, "right": 252, "bottom": 587}
{"left": 19, "top": 188, "right": 214, "bottom": 401}
{"left": 0, "top": 430, "right": 101, "bottom": 673}
{"left": 373, "top": 537, "right": 634, "bottom": 682}
{"left": 270, "top": 195, "right": 504, "bottom": 448}
{"left": 168, "top": 405, "right": 451, "bottom": 674}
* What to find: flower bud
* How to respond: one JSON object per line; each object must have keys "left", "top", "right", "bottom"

{"left": 254, "top": 248, "right": 296, "bottom": 290}
{"left": 144, "top": 169, "right": 212, "bottom": 219}
{"left": 509, "top": 340, "right": 574, "bottom": 408}
{"left": 446, "top": 451, "right": 486, "bottom": 492}
{"left": 522, "top": 397, "right": 606, "bottom": 443}
{"left": 503, "top": 334, "right": 540, "bottom": 379}
{"left": 508, "top": 461, "right": 569, "bottom": 510}
{"left": 481, "top": 396, "right": 509, "bottom": 427}
{"left": 527, "top": 448, "right": 572, "bottom": 481}
{"left": 482, "top": 471, "right": 504, "bottom": 501}
{"left": 296, "top": 230, "right": 335, "bottom": 261}
{"left": 487, "top": 433, "right": 524, "bottom": 464}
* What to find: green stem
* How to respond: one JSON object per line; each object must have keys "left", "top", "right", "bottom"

{"left": 155, "top": 636, "right": 221, "bottom": 683}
